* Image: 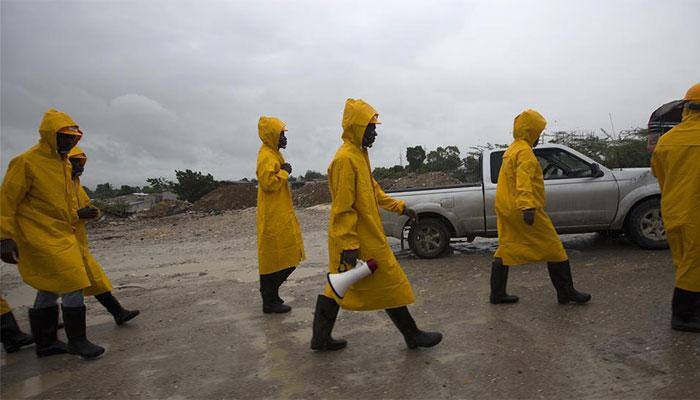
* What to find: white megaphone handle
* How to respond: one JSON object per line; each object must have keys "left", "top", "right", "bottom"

{"left": 327, "top": 259, "right": 378, "bottom": 299}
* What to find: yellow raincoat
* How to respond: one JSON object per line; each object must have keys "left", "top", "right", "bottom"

{"left": 256, "top": 117, "right": 305, "bottom": 275}
{"left": 0, "top": 297, "right": 10, "bottom": 315}
{"left": 0, "top": 108, "right": 89, "bottom": 293}
{"left": 324, "top": 99, "right": 415, "bottom": 311}
{"left": 68, "top": 148, "right": 113, "bottom": 296}
{"left": 651, "top": 106, "right": 700, "bottom": 292}
{"left": 494, "top": 109, "right": 568, "bottom": 266}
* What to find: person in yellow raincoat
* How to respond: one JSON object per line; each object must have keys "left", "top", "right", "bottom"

{"left": 256, "top": 117, "right": 305, "bottom": 314}
{"left": 651, "top": 83, "right": 700, "bottom": 332}
{"left": 490, "top": 109, "right": 591, "bottom": 305}
{"left": 310, "top": 99, "right": 442, "bottom": 351}
{"left": 68, "top": 147, "right": 140, "bottom": 325}
{"left": 0, "top": 108, "right": 104, "bottom": 360}
{"left": 1, "top": 297, "right": 34, "bottom": 353}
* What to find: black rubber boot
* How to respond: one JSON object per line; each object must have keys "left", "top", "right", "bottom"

{"left": 489, "top": 259, "right": 519, "bottom": 304}
{"left": 385, "top": 306, "right": 442, "bottom": 349}
{"left": 260, "top": 274, "right": 291, "bottom": 314}
{"left": 62, "top": 306, "right": 105, "bottom": 360}
{"left": 273, "top": 267, "right": 296, "bottom": 304}
{"left": 95, "top": 292, "right": 140, "bottom": 326}
{"left": 28, "top": 306, "right": 67, "bottom": 357}
{"left": 671, "top": 287, "right": 700, "bottom": 333}
{"left": 547, "top": 260, "right": 591, "bottom": 304}
{"left": 1, "top": 311, "right": 34, "bottom": 353}
{"left": 310, "top": 295, "right": 347, "bottom": 351}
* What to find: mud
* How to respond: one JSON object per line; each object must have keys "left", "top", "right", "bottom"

{"left": 1, "top": 207, "right": 698, "bottom": 399}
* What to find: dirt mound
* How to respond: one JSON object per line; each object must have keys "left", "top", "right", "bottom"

{"left": 379, "top": 172, "right": 462, "bottom": 191}
{"left": 138, "top": 199, "right": 190, "bottom": 218}
{"left": 192, "top": 183, "right": 257, "bottom": 211}
{"left": 292, "top": 181, "right": 330, "bottom": 207}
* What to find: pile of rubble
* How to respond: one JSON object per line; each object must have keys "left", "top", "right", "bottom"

{"left": 292, "top": 181, "right": 330, "bottom": 207}
{"left": 192, "top": 182, "right": 257, "bottom": 212}
{"left": 138, "top": 199, "right": 190, "bottom": 218}
{"left": 378, "top": 171, "right": 462, "bottom": 191}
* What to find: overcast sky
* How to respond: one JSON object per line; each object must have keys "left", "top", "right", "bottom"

{"left": 2, "top": 0, "right": 698, "bottom": 188}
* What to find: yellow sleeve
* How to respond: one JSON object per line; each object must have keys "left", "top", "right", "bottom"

{"left": 515, "top": 151, "right": 538, "bottom": 211}
{"left": 256, "top": 154, "right": 288, "bottom": 192}
{"left": 372, "top": 178, "right": 405, "bottom": 214}
{"left": 0, "top": 157, "right": 31, "bottom": 240}
{"left": 329, "top": 158, "right": 360, "bottom": 250}
{"left": 651, "top": 151, "right": 666, "bottom": 190}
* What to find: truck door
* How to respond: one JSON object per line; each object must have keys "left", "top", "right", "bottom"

{"left": 534, "top": 147, "right": 618, "bottom": 230}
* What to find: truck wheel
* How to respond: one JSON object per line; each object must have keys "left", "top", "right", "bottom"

{"left": 625, "top": 198, "right": 669, "bottom": 250}
{"left": 408, "top": 218, "right": 450, "bottom": 259}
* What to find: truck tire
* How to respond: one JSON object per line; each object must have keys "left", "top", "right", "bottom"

{"left": 625, "top": 198, "right": 669, "bottom": 250}
{"left": 408, "top": 218, "right": 450, "bottom": 259}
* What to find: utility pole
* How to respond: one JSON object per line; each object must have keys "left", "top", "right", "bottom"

{"left": 608, "top": 113, "right": 617, "bottom": 139}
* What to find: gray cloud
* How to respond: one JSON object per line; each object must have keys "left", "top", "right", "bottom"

{"left": 2, "top": 0, "right": 699, "bottom": 188}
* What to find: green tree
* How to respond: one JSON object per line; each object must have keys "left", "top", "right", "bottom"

{"left": 83, "top": 186, "right": 95, "bottom": 199}
{"left": 94, "top": 183, "right": 116, "bottom": 199}
{"left": 145, "top": 177, "right": 175, "bottom": 193}
{"left": 172, "top": 170, "right": 219, "bottom": 203}
{"left": 304, "top": 170, "right": 326, "bottom": 181}
{"left": 426, "top": 146, "right": 461, "bottom": 172}
{"left": 373, "top": 165, "right": 407, "bottom": 180}
{"left": 116, "top": 185, "right": 141, "bottom": 196}
{"left": 548, "top": 128, "right": 650, "bottom": 168}
{"left": 405, "top": 146, "right": 426, "bottom": 172}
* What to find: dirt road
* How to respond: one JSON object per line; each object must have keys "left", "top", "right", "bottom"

{"left": 1, "top": 207, "right": 698, "bottom": 399}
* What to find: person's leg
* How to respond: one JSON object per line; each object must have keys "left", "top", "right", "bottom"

{"left": 385, "top": 306, "right": 442, "bottom": 349}
{"left": 671, "top": 287, "right": 700, "bottom": 332}
{"left": 260, "top": 273, "right": 291, "bottom": 314}
{"left": 489, "top": 258, "right": 519, "bottom": 304}
{"left": 310, "top": 295, "right": 346, "bottom": 351}
{"left": 94, "top": 291, "right": 140, "bottom": 325}
{"left": 29, "top": 291, "right": 67, "bottom": 357}
{"left": 546, "top": 259, "right": 591, "bottom": 304}
{"left": 1, "top": 307, "right": 34, "bottom": 353}
{"left": 61, "top": 290, "right": 105, "bottom": 360}
{"left": 273, "top": 267, "right": 296, "bottom": 304}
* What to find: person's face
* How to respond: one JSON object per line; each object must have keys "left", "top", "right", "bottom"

{"left": 70, "top": 158, "right": 84, "bottom": 178}
{"left": 362, "top": 123, "right": 378, "bottom": 148}
{"left": 56, "top": 133, "right": 79, "bottom": 155}
{"left": 278, "top": 131, "right": 287, "bottom": 149}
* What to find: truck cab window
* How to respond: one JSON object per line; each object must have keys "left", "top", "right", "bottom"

{"left": 535, "top": 148, "right": 593, "bottom": 180}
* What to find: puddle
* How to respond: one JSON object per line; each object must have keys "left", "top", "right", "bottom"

{"left": 2, "top": 371, "right": 72, "bottom": 399}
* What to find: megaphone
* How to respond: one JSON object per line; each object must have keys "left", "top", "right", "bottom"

{"left": 327, "top": 259, "right": 378, "bottom": 299}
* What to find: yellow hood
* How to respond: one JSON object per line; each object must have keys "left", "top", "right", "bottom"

{"left": 258, "top": 116, "right": 286, "bottom": 149}
{"left": 38, "top": 108, "right": 81, "bottom": 152}
{"left": 68, "top": 146, "right": 87, "bottom": 168}
{"left": 512, "top": 109, "right": 547, "bottom": 146}
{"left": 341, "top": 99, "right": 379, "bottom": 148}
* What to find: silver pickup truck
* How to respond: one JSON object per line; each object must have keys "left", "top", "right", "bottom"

{"left": 381, "top": 144, "right": 666, "bottom": 258}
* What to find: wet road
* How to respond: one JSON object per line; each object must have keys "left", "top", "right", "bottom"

{"left": 1, "top": 209, "right": 699, "bottom": 399}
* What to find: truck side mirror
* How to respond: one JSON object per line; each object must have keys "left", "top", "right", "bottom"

{"left": 590, "top": 163, "right": 604, "bottom": 178}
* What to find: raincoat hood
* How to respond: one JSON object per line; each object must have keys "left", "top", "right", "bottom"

{"left": 38, "top": 108, "right": 81, "bottom": 152}
{"left": 258, "top": 116, "right": 286, "bottom": 150}
{"left": 68, "top": 146, "right": 87, "bottom": 168}
{"left": 341, "top": 99, "right": 379, "bottom": 148}
{"left": 513, "top": 109, "right": 547, "bottom": 146}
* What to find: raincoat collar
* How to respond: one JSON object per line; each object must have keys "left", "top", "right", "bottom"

{"left": 513, "top": 109, "right": 547, "bottom": 146}
{"left": 38, "top": 108, "right": 81, "bottom": 154}
{"left": 682, "top": 106, "right": 700, "bottom": 123}
{"left": 341, "top": 98, "right": 379, "bottom": 149}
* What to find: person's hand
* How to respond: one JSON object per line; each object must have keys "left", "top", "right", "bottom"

{"left": 340, "top": 249, "right": 359, "bottom": 270}
{"left": 523, "top": 209, "right": 535, "bottom": 226}
{"left": 78, "top": 207, "right": 99, "bottom": 220}
{"left": 0, "top": 239, "right": 19, "bottom": 264}
{"left": 280, "top": 163, "right": 292, "bottom": 174}
{"left": 403, "top": 207, "right": 418, "bottom": 223}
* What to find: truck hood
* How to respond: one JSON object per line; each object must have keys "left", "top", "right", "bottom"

{"left": 611, "top": 168, "right": 657, "bottom": 185}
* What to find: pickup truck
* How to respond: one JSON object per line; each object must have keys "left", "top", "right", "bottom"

{"left": 380, "top": 144, "right": 666, "bottom": 258}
